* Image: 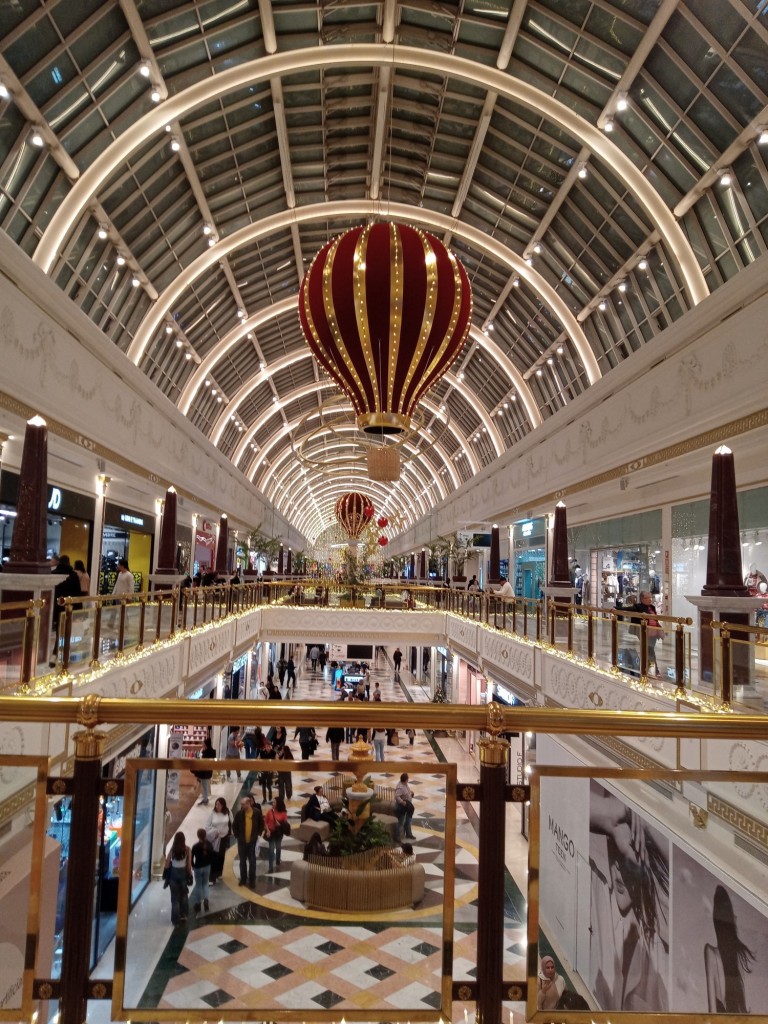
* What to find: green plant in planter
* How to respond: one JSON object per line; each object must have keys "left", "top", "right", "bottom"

{"left": 328, "top": 814, "right": 393, "bottom": 856}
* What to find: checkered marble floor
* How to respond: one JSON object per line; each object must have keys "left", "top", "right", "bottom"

{"left": 123, "top": 655, "right": 530, "bottom": 1020}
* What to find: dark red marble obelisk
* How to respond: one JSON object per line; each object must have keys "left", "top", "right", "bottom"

{"left": 6, "top": 415, "right": 50, "bottom": 573}
{"left": 214, "top": 514, "right": 228, "bottom": 577}
{"left": 699, "top": 446, "right": 749, "bottom": 683}
{"left": 277, "top": 542, "right": 284, "bottom": 575}
{"left": 155, "top": 486, "right": 178, "bottom": 576}
{"left": 419, "top": 549, "right": 426, "bottom": 579}
{"left": 286, "top": 548, "right": 292, "bottom": 575}
{"left": 548, "top": 501, "right": 571, "bottom": 588}
{"left": 702, "top": 447, "right": 748, "bottom": 597}
{"left": 489, "top": 524, "right": 501, "bottom": 584}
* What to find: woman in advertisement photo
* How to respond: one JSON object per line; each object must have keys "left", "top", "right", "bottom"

{"left": 589, "top": 783, "right": 670, "bottom": 1012}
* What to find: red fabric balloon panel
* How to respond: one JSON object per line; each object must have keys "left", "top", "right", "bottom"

{"left": 377, "top": 516, "right": 389, "bottom": 528}
{"left": 299, "top": 222, "right": 472, "bottom": 434}
{"left": 334, "top": 492, "right": 374, "bottom": 539}
{"left": 377, "top": 535, "right": 389, "bottom": 546}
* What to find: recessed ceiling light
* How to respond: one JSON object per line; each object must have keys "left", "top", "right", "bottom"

{"left": 616, "top": 93, "right": 629, "bottom": 112}
{"left": 599, "top": 300, "right": 607, "bottom": 311}
{"left": 116, "top": 254, "right": 126, "bottom": 266}
{"left": 30, "top": 127, "right": 44, "bottom": 147}
{"left": 131, "top": 276, "right": 140, "bottom": 287}
{"left": 97, "top": 224, "right": 108, "bottom": 240}
{"left": 604, "top": 117, "right": 614, "bottom": 132}
{"left": 138, "top": 61, "right": 151, "bottom": 78}
{"left": 150, "top": 86, "right": 161, "bottom": 103}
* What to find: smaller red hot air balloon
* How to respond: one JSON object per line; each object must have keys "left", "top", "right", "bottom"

{"left": 377, "top": 516, "right": 389, "bottom": 529}
{"left": 335, "top": 492, "right": 374, "bottom": 540}
{"left": 377, "top": 535, "right": 389, "bottom": 547}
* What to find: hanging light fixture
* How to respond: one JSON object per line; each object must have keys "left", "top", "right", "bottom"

{"left": 299, "top": 222, "right": 472, "bottom": 434}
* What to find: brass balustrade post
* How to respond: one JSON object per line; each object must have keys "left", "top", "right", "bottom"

{"left": 135, "top": 594, "right": 145, "bottom": 651}
{"left": 60, "top": 601, "right": 73, "bottom": 673}
{"left": 59, "top": 706, "right": 106, "bottom": 1024}
{"left": 117, "top": 600, "right": 127, "bottom": 653}
{"left": 675, "top": 623, "right": 686, "bottom": 696}
{"left": 720, "top": 628, "right": 732, "bottom": 706}
{"left": 610, "top": 613, "right": 619, "bottom": 672}
{"left": 566, "top": 604, "right": 574, "bottom": 652}
{"left": 535, "top": 599, "right": 541, "bottom": 640}
{"left": 639, "top": 618, "right": 649, "bottom": 680}
{"left": 586, "top": 608, "right": 595, "bottom": 665}
{"left": 21, "top": 601, "right": 37, "bottom": 691}
{"left": 523, "top": 600, "right": 528, "bottom": 638}
{"left": 476, "top": 703, "right": 509, "bottom": 1024}
{"left": 548, "top": 604, "right": 555, "bottom": 646}
{"left": 90, "top": 600, "right": 103, "bottom": 669}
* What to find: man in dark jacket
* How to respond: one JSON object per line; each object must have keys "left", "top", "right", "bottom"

{"left": 232, "top": 796, "right": 264, "bottom": 888}
{"left": 50, "top": 555, "right": 82, "bottom": 667}
{"left": 325, "top": 726, "right": 344, "bottom": 760}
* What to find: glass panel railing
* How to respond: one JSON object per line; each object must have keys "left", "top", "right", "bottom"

{"left": 0, "top": 755, "right": 51, "bottom": 1020}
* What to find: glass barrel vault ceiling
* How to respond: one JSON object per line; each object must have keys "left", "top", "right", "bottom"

{"left": 1, "top": 0, "right": 768, "bottom": 542}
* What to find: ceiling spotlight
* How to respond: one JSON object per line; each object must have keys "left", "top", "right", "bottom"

{"left": 207, "top": 237, "right": 216, "bottom": 247}
{"left": 638, "top": 258, "right": 648, "bottom": 270}
{"left": 536, "top": 368, "right": 543, "bottom": 377}
{"left": 97, "top": 224, "right": 108, "bottom": 240}
{"left": 525, "top": 256, "right": 533, "bottom": 267}
{"left": 216, "top": 396, "right": 223, "bottom": 403}
{"left": 30, "top": 127, "right": 44, "bottom": 147}
{"left": 759, "top": 128, "right": 768, "bottom": 146}
{"left": 497, "top": 409, "right": 503, "bottom": 416}
{"left": 138, "top": 60, "right": 151, "bottom": 78}
{"left": 184, "top": 352, "right": 192, "bottom": 361}
{"left": 131, "top": 276, "right": 140, "bottom": 288}
{"left": 533, "top": 243, "right": 542, "bottom": 254}
{"left": 556, "top": 345, "right": 564, "bottom": 354}
{"left": 604, "top": 117, "right": 614, "bottom": 133}
{"left": 547, "top": 357, "right": 554, "bottom": 365}
{"left": 503, "top": 402, "right": 509, "bottom": 408}
{"left": 203, "top": 224, "right": 212, "bottom": 235}
{"left": 170, "top": 135, "right": 181, "bottom": 152}
{"left": 0, "top": 82, "right": 9, "bottom": 100}
{"left": 618, "top": 280, "right": 627, "bottom": 292}
{"left": 237, "top": 308, "right": 246, "bottom": 319}
{"left": 211, "top": 389, "right": 217, "bottom": 396}
{"left": 599, "top": 300, "right": 607, "bottom": 311}
{"left": 175, "top": 338, "right": 183, "bottom": 348}
{"left": 616, "top": 92, "right": 629, "bottom": 112}
{"left": 487, "top": 322, "right": 494, "bottom": 331}
{"left": 204, "top": 379, "right": 211, "bottom": 386}
{"left": 165, "top": 324, "right": 173, "bottom": 334}
{"left": 718, "top": 168, "right": 732, "bottom": 186}
{"left": 116, "top": 254, "right": 126, "bottom": 266}
{"left": 511, "top": 393, "right": 517, "bottom": 401}
{"left": 577, "top": 162, "right": 588, "bottom": 179}
{"left": 150, "top": 85, "right": 161, "bottom": 103}
{"left": 512, "top": 277, "right": 520, "bottom": 287}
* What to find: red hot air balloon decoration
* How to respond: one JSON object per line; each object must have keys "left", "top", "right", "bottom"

{"left": 377, "top": 535, "right": 389, "bottom": 547}
{"left": 335, "top": 492, "right": 374, "bottom": 540}
{"left": 377, "top": 516, "right": 389, "bottom": 529}
{"left": 299, "top": 222, "right": 472, "bottom": 434}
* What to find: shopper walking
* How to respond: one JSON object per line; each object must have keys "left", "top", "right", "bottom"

{"left": 193, "top": 736, "right": 216, "bottom": 804}
{"left": 326, "top": 725, "right": 344, "bottom": 760}
{"left": 263, "top": 796, "right": 289, "bottom": 873}
{"left": 232, "top": 795, "right": 263, "bottom": 888}
{"left": 164, "top": 831, "right": 192, "bottom": 925}
{"left": 190, "top": 828, "right": 213, "bottom": 912}
{"left": 395, "top": 772, "right": 416, "bottom": 841}
{"left": 206, "top": 797, "right": 232, "bottom": 884}
{"left": 225, "top": 727, "right": 243, "bottom": 781}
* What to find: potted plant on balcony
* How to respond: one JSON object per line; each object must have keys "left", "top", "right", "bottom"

{"left": 246, "top": 527, "right": 280, "bottom": 576}
{"left": 438, "top": 534, "right": 470, "bottom": 584}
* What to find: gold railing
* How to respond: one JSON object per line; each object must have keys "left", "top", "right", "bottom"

{"left": 1, "top": 697, "right": 768, "bottom": 1024}
{"left": 0, "top": 580, "right": 766, "bottom": 708}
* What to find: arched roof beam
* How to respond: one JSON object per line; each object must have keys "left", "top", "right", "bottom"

{"left": 232, "top": 380, "right": 480, "bottom": 477}
{"left": 36, "top": 44, "right": 706, "bottom": 332}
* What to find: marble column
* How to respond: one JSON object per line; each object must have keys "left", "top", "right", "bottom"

{"left": 214, "top": 513, "right": 228, "bottom": 577}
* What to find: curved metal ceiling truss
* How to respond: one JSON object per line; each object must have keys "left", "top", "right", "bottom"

{"left": 5, "top": 2, "right": 766, "bottom": 548}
